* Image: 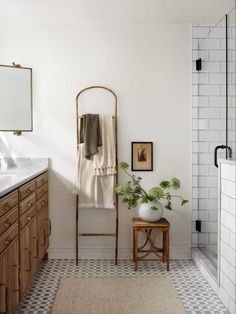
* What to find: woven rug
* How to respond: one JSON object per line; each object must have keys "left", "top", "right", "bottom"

{"left": 51, "top": 276, "right": 186, "bottom": 314}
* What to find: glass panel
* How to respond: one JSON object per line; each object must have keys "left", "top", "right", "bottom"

{"left": 227, "top": 8, "right": 236, "bottom": 160}
{"left": 197, "top": 16, "right": 227, "bottom": 270}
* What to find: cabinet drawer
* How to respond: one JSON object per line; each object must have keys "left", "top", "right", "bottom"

{"left": 36, "top": 182, "right": 48, "bottom": 200}
{"left": 0, "top": 191, "right": 18, "bottom": 217}
{"left": 0, "top": 223, "right": 18, "bottom": 254}
{"left": 20, "top": 205, "right": 37, "bottom": 231}
{"left": 0, "top": 206, "right": 18, "bottom": 236}
{"left": 19, "top": 180, "right": 37, "bottom": 201}
{"left": 36, "top": 192, "right": 48, "bottom": 212}
{"left": 20, "top": 193, "right": 36, "bottom": 216}
{"left": 36, "top": 172, "right": 48, "bottom": 188}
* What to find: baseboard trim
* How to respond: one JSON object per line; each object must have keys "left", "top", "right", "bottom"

{"left": 48, "top": 244, "right": 191, "bottom": 259}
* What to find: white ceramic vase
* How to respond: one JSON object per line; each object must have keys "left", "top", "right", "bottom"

{"left": 138, "top": 201, "right": 164, "bottom": 222}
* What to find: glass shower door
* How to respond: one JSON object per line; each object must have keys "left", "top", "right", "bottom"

{"left": 196, "top": 16, "right": 227, "bottom": 267}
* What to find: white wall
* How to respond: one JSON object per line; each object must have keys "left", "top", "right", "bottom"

{"left": 0, "top": 21, "right": 192, "bottom": 258}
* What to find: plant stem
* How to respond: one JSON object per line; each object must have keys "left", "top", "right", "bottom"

{"left": 123, "top": 168, "right": 149, "bottom": 197}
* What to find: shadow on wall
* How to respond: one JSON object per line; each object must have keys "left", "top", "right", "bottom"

{"left": 0, "top": 134, "right": 15, "bottom": 157}
{"left": 47, "top": 165, "right": 76, "bottom": 243}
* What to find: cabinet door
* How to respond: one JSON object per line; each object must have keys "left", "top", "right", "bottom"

{"left": 0, "top": 237, "right": 19, "bottom": 314}
{"left": 0, "top": 251, "right": 8, "bottom": 313}
{"left": 7, "top": 238, "right": 20, "bottom": 314}
{"left": 20, "top": 227, "right": 31, "bottom": 297}
{"left": 37, "top": 206, "right": 49, "bottom": 262}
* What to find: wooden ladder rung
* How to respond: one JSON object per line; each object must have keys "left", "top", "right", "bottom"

{"left": 79, "top": 233, "right": 116, "bottom": 237}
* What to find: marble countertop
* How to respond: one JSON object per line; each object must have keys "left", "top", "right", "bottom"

{"left": 0, "top": 158, "right": 48, "bottom": 197}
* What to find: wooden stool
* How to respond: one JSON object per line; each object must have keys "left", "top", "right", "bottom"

{"left": 132, "top": 217, "right": 170, "bottom": 271}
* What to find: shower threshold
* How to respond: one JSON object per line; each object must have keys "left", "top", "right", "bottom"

{"left": 192, "top": 247, "right": 218, "bottom": 293}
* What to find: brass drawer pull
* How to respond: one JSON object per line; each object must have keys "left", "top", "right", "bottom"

{"left": 27, "top": 202, "right": 32, "bottom": 208}
{"left": 25, "top": 248, "right": 32, "bottom": 272}
{"left": 13, "top": 264, "right": 20, "bottom": 291}
{"left": 4, "top": 237, "right": 11, "bottom": 246}
{"left": 27, "top": 216, "right": 31, "bottom": 221}
{"left": 33, "top": 237, "right": 39, "bottom": 258}
{"left": 3, "top": 202, "right": 10, "bottom": 211}
{"left": 4, "top": 221, "right": 10, "bottom": 228}
{"left": 27, "top": 188, "right": 33, "bottom": 193}
{"left": 42, "top": 200, "right": 46, "bottom": 206}
{"left": 46, "top": 218, "right": 51, "bottom": 236}
{"left": 0, "top": 283, "right": 8, "bottom": 313}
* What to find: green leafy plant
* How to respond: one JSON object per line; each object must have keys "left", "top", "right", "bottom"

{"left": 115, "top": 162, "right": 188, "bottom": 210}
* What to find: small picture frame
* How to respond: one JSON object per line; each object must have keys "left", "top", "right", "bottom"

{"left": 131, "top": 142, "right": 153, "bottom": 171}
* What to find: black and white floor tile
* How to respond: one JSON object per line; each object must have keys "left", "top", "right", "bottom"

{"left": 16, "top": 259, "right": 229, "bottom": 314}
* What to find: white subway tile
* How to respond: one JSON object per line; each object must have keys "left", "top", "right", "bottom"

{"left": 199, "top": 142, "right": 209, "bottom": 153}
{"left": 192, "top": 27, "right": 210, "bottom": 38}
{"left": 209, "top": 96, "right": 226, "bottom": 107}
{"left": 192, "top": 233, "right": 198, "bottom": 244}
{"left": 198, "top": 232, "right": 209, "bottom": 245}
{"left": 221, "top": 194, "right": 235, "bottom": 217}
{"left": 201, "top": 61, "right": 221, "bottom": 73}
{"left": 221, "top": 210, "right": 235, "bottom": 234}
{"left": 200, "top": 38, "right": 221, "bottom": 50}
{"left": 192, "top": 199, "right": 198, "bottom": 210}
{"left": 208, "top": 211, "right": 217, "bottom": 221}
{"left": 209, "top": 232, "right": 217, "bottom": 244}
{"left": 199, "top": 153, "right": 213, "bottom": 165}
{"left": 192, "top": 130, "right": 198, "bottom": 141}
{"left": 198, "top": 96, "right": 209, "bottom": 107}
{"left": 201, "top": 221, "right": 217, "bottom": 233}
{"left": 192, "top": 188, "right": 199, "bottom": 198}
{"left": 209, "top": 50, "right": 226, "bottom": 62}
{"left": 198, "top": 187, "right": 209, "bottom": 198}
{"left": 218, "top": 287, "right": 230, "bottom": 309}
{"left": 209, "top": 73, "right": 226, "bottom": 84}
{"left": 199, "top": 165, "right": 209, "bottom": 175}
{"left": 221, "top": 225, "right": 230, "bottom": 244}
{"left": 199, "top": 84, "right": 221, "bottom": 96}
{"left": 229, "top": 231, "right": 235, "bottom": 250}
{"left": 209, "top": 119, "right": 226, "bottom": 130}
{"left": 192, "top": 172, "right": 198, "bottom": 185}
{"left": 192, "top": 210, "right": 199, "bottom": 221}
{"left": 223, "top": 275, "right": 235, "bottom": 301}
{"left": 192, "top": 165, "right": 199, "bottom": 176}
{"left": 199, "top": 130, "right": 221, "bottom": 142}
{"left": 208, "top": 165, "right": 218, "bottom": 176}
{"left": 221, "top": 241, "right": 236, "bottom": 267}
{"left": 209, "top": 187, "right": 218, "bottom": 198}
{"left": 222, "top": 179, "right": 236, "bottom": 199}
{"left": 198, "top": 210, "right": 209, "bottom": 221}
{"left": 199, "top": 199, "right": 217, "bottom": 211}
{"left": 199, "top": 108, "right": 221, "bottom": 119}
{"left": 192, "top": 38, "right": 199, "bottom": 49}
{"left": 192, "top": 107, "right": 198, "bottom": 118}
{"left": 198, "top": 119, "right": 208, "bottom": 130}
{"left": 199, "top": 176, "right": 217, "bottom": 188}
{"left": 192, "top": 85, "right": 198, "bottom": 96}
{"left": 209, "top": 27, "right": 226, "bottom": 39}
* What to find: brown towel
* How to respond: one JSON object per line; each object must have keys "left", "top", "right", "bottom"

{"left": 79, "top": 114, "right": 102, "bottom": 159}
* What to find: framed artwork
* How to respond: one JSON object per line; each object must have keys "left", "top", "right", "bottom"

{"left": 131, "top": 142, "right": 153, "bottom": 171}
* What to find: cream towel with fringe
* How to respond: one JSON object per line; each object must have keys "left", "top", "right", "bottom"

{"left": 73, "top": 143, "right": 114, "bottom": 209}
{"left": 94, "top": 115, "right": 116, "bottom": 176}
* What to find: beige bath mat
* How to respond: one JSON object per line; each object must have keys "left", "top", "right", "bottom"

{"left": 51, "top": 276, "right": 186, "bottom": 314}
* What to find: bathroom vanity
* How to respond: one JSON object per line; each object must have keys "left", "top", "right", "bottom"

{"left": 0, "top": 158, "right": 49, "bottom": 313}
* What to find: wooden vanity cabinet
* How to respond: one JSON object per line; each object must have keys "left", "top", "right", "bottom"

{"left": 0, "top": 171, "right": 49, "bottom": 313}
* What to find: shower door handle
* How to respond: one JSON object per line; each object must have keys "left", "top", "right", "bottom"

{"left": 214, "top": 145, "right": 232, "bottom": 168}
